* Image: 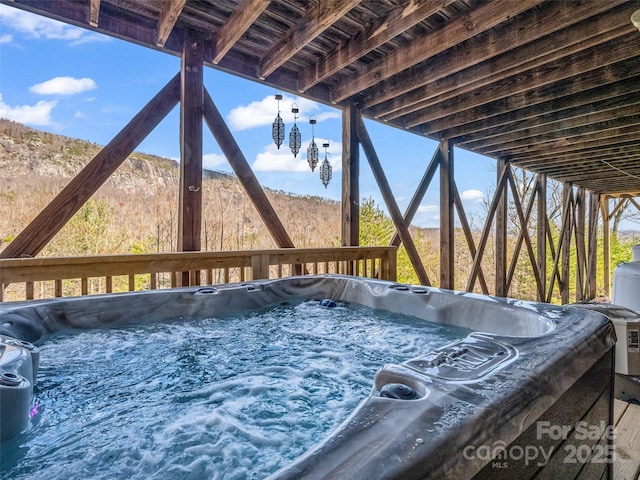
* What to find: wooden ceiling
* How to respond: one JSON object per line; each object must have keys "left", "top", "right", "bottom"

{"left": 5, "top": 0, "right": 640, "bottom": 195}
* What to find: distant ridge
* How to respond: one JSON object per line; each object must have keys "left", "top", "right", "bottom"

{"left": 0, "top": 119, "right": 342, "bottom": 256}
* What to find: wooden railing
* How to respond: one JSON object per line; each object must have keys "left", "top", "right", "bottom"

{"left": 0, "top": 247, "right": 397, "bottom": 302}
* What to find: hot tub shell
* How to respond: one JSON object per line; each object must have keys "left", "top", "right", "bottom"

{"left": 0, "top": 275, "right": 615, "bottom": 479}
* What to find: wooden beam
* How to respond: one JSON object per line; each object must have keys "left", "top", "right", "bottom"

{"left": 574, "top": 187, "right": 586, "bottom": 301}
{"left": 332, "top": 0, "right": 539, "bottom": 103}
{"left": 452, "top": 181, "right": 489, "bottom": 295}
{"left": 601, "top": 196, "right": 611, "bottom": 298}
{"left": 390, "top": 147, "right": 440, "bottom": 247}
{"left": 495, "top": 160, "right": 508, "bottom": 297}
{"left": 202, "top": 88, "right": 295, "bottom": 249}
{"left": 513, "top": 144, "right": 640, "bottom": 170}
{"left": 561, "top": 184, "right": 573, "bottom": 304}
{"left": 546, "top": 185, "right": 573, "bottom": 303}
{"left": 178, "top": 30, "right": 204, "bottom": 254}
{"left": 462, "top": 96, "right": 640, "bottom": 152}
{"left": 407, "top": 33, "right": 638, "bottom": 129}
{"left": 358, "top": 0, "right": 625, "bottom": 110}
{"left": 356, "top": 115, "right": 430, "bottom": 286}
{"left": 439, "top": 139, "right": 454, "bottom": 290}
{"left": 156, "top": 0, "right": 186, "bottom": 47}
{"left": 466, "top": 164, "right": 509, "bottom": 293}
{"left": 503, "top": 129, "right": 640, "bottom": 163}
{"left": 298, "top": 0, "right": 452, "bottom": 92}
{"left": 0, "top": 74, "right": 181, "bottom": 259}
{"left": 587, "top": 191, "right": 599, "bottom": 300}
{"left": 213, "top": 0, "right": 270, "bottom": 64}
{"left": 537, "top": 174, "right": 547, "bottom": 302}
{"left": 628, "top": 196, "right": 640, "bottom": 213}
{"left": 505, "top": 176, "right": 543, "bottom": 300}
{"left": 342, "top": 103, "right": 359, "bottom": 247}
{"left": 88, "top": 0, "right": 100, "bottom": 27}
{"left": 258, "top": 0, "right": 361, "bottom": 80}
{"left": 424, "top": 59, "right": 640, "bottom": 137}
{"left": 510, "top": 170, "right": 544, "bottom": 300}
{"left": 442, "top": 75, "right": 640, "bottom": 141}
{"left": 373, "top": 6, "right": 632, "bottom": 120}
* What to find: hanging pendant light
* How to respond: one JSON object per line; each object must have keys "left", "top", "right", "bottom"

{"left": 289, "top": 103, "right": 301, "bottom": 157}
{"left": 272, "top": 94, "right": 284, "bottom": 149}
{"left": 307, "top": 116, "right": 319, "bottom": 171}
{"left": 319, "top": 141, "right": 332, "bottom": 188}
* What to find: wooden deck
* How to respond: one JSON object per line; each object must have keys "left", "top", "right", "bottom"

{"left": 614, "top": 399, "right": 640, "bottom": 480}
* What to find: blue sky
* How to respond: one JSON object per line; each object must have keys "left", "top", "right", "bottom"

{"left": 0, "top": 4, "right": 498, "bottom": 228}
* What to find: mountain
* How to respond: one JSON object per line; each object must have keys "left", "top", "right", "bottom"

{"left": 0, "top": 119, "right": 341, "bottom": 256}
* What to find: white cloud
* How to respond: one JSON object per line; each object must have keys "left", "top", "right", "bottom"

{"left": 253, "top": 139, "right": 342, "bottom": 173}
{"left": 203, "top": 153, "right": 226, "bottom": 169}
{"left": 460, "top": 189, "right": 484, "bottom": 203}
{"left": 0, "top": 5, "right": 106, "bottom": 45}
{"left": 0, "top": 33, "right": 12, "bottom": 44}
{"left": 417, "top": 204, "right": 438, "bottom": 214}
{"left": 227, "top": 94, "right": 339, "bottom": 131}
{"left": 253, "top": 145, "right": 311, "bottom": 173}
{"left": 30, "top": 77, "right": 97, "bottom": 96}
{"left": 0, "top": 93, "right": 57, "bottom": 126}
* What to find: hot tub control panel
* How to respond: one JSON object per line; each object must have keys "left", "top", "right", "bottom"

{"left": 405, "top": 333, "right": 518, "bottom": 382}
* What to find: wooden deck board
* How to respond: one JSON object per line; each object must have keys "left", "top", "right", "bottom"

{"left": 614, "top": 399, "right": 640, "bottom": 480}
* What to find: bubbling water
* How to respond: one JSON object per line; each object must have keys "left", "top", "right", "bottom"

{"left": 1, "top": 299, "right": 471, "bottom": 480}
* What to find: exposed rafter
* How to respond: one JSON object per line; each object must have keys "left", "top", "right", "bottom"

{"left": 213, "top": 0, "right": 270, "bottom": 65}
{"left": 358, "top": 0, "right": 627, "bottom": 112}
{"left": 298, "top": 0, "right": 453, "bottom": 92}
{"left": 373, "top": 5, "right": 632, "bottom": 121}
{"left": 258, "top": 0, "right": 361, "bottom": 80}
{"left": 331, "top": 0, "right": 539, "bottom": 103}
{"left": 88, "top": 0, "right": 100, "bottom": 27}
{"left": 156, "top": 0, "right": 186, "bottom": 47}
{"left": 407, "top": 33, "right": 639, "bottom": 129}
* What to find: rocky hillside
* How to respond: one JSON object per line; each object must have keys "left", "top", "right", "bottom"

{"left": 0, "top": 119, "right": 342, "bottom": 256}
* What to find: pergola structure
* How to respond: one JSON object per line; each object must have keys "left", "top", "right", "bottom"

{"left": 2, "top": 0, "right": 640, "bottom": 304}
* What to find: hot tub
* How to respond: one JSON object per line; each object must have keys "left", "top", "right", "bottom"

{"left": 0, "top": 275, "right": 615, "bottom": 479}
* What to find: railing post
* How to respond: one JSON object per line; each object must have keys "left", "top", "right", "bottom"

{"left": 251, "top": 254, "right": 270, "bottom": 280}
{"left": 380, "top": 247, "right": 397, "bottom": 281}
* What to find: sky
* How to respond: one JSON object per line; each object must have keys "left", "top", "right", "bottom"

{"left": 0, "top": 4, "right": 498, "bottom": 229}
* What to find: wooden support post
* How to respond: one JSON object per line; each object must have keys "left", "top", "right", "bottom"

{"left": 202, "top": 88, "right": 296, "bottom": 250}
{"left": 439, "top": 139, "right": 454, "bottom": 290}
{"left": 495, "top": 159, "right": 508, "bottom": 297}
{"left": 546, "top": 188, "right": 573, "bottom": 303}
{"left": 0, "top": 74, "right": 181, "bottom": 259}
{"left": 587, "top": 191, "right": 600, "bottom": 300}
{"left": 178, "top": 30, "right": 204, "bottom": 255}
{"left": 178, "top": 30, "right": 204, "bottom": 286}
{"left": 356, "top": 115, "right": 430, "bottom": 286}
{"left": 452, "top": 182, "right": 489, "bottom": 295}
{"left": 505, "top": 174, "right": 544, "bottom": 300}
{"left": 575, "top": 187, "right": 586, "bottom": 301}
{"left": 342, "top": 103, "right": 359, "bottom": 248}
{"left": 390, "top": 147, "right": 440, "bottom": 247}
{"left": 601, "top": 196, "right": 611, "bottom": 298}
{"left": 561, "top": 183, "right": 573, "bottom": 304}
{"left": 467, "top": 166, "right": 509, "bottom": 293}
{"left": 537, "top": 174, "right": 547, "bottom": 302}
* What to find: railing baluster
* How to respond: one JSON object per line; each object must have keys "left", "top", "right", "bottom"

{"left": 0, "top": 247, "right": 397, "bottom": 301}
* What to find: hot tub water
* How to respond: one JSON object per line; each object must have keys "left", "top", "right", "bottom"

{"left": 0, "top": 299, "right": 471, "bottom": 480}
